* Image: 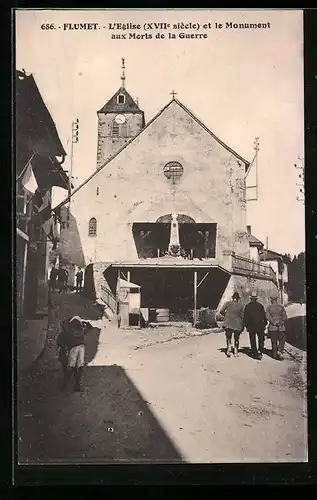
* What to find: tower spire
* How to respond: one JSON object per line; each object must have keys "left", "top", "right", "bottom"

{"left": 121, "top": 57, "right": 125, "bottom": 88}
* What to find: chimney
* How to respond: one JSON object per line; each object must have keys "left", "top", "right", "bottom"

{"left": 246, "top": 225, "right": 251, "bottom": 234}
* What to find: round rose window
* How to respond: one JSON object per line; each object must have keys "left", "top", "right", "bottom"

{"left": 163, "top": 161, "right": 183, "bottom": 183}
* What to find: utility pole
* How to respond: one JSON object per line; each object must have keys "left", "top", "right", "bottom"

{"left": 295, "top": 156, "right": 304, "bottom": 204}
{"left": 246, "top": 137, "right": 260, "bottom": 202}
{"left": 66, "top": 118, "right": 80, "bottom": 228}
{"left": 254, "top": 137, "right": 259, "bottom": 200}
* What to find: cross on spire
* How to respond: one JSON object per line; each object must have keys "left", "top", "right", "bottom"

{"left": 121, "top": 57, "right": 125, "bottom": 88}
{"left": 170, "top": 90, "right": 177, "bottom": 99}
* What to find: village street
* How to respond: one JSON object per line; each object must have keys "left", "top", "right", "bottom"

{"left": 18, "top": 292, "right": 307, "bottom": 464}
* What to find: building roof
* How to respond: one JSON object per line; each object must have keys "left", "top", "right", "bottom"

{"left": 110, "top": 258, "right": 231, "bottom": 273}
{"left": 259, "top": 249, "right": 285, "bottom": 261}
{"left": 53, "top": 97, "right": 250, "bottom": 212}
{"left": 16, "top": 70, "right": 70, "bottom": 191}
{"left": 31, "top": 154, "right": 70, "bottom": 191}
{"left": 16, "top": 70, "right": 66, "bottom": 158}
{"left": 98, "top": 86, "right": 143, "bottom": 114}
{"left": 175, "top": 99, "right": 250, "bottom": 172}
{"left": 247, "top": 233, "right": 264, "bottom": 248}
{"left": 119, "top": 278, "right": 140, "bottom": 289}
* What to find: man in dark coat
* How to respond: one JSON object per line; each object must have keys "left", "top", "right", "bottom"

{"left": 49, "top": 265, "right": 58, "bottom": 292}
{"left": 58, "top": 267, "right": 68, "bottom": 293}
{"left": 243, "top": 291, "right": 267, "bottom": 360}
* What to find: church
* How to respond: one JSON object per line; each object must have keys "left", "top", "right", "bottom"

{"left": 55, "top": 60, "right": 278, "bottom": 325}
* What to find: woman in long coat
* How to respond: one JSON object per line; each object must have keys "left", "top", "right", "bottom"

{"left": 219, "top": 291, "right": 244, "bottom": 357}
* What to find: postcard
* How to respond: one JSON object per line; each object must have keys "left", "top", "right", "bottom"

{"left": 15, "top": 8, "right": 307, "bottom": 466}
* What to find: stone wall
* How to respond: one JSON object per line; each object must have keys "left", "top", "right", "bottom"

{"left": 218, "top": 274, "right": 279, "bottom": 311}
{"left": 97, "top": 112, "right": 144, "bottom": 168}
{"left": 59, "top": 205, "right": 87, "bottom": 268}
{"left": 92, "top": 262, "right": 109, "bottom": 299}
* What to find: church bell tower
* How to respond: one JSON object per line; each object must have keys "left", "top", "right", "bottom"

{"left": 96, "top": 58, "right": 145, "bottom": 169}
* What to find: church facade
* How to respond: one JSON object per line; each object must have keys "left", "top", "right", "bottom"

{"left": 56, "top": 63, "right": 278, "bottom": 322}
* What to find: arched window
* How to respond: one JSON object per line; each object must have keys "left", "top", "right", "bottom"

{"left": 88, "top": 217, "right": 97, "bottom": 237}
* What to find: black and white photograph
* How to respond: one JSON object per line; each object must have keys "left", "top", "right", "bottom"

{"left": 15, "top": 9, "right": 307, "bottom": 464}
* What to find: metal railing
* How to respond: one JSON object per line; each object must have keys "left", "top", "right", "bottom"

{"left": 100, "top": 284, "right": 116, "bottom": 313}
{"left": 231, "top": 254, "right": 277, "bottom": 283}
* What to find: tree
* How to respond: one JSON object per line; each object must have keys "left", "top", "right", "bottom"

{"left": 287, "top": 252, "right": 306, "bottom": 302}
{"left": 283, "top": 253, "right": 292, "bottom": 265}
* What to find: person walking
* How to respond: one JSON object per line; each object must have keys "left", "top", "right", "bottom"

{"left": 49, "top": 265, "right": 58, "bottom": 292}
{"left": 243, "top": 291, "right": 267, "bottom": 360}
{"left": 266, "top": 296, "right": 288, "bottom": 360}
{"left": 57, "top": 267, "right": 68, "bottom": 293}
{"left": 57, "top": 268, "right": 64, "bottom": 293}
{"left": 75, "top": 268, "right": 83, "bottom": 294}
{"left": 219, "top": 291, "right": 244, "bottom": 358}
{"left": 56, "top": 315, "right": 92, "bottom": 392}
{"left": 63, "top": 269, "right": 69, "bottom": 292}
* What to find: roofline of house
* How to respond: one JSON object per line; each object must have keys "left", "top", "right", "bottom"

{"left": 16, "top": 70, "right": 67, "bottom": 158}
{"left": 53, "top": 97, "right": 250, "bottom": 212}
{"left": 260, "top": 249, "right": 285, "bottom": 261}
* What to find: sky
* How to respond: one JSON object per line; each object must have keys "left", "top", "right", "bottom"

{"left": 15, "top": 9, "right": 305, "bottom": 256}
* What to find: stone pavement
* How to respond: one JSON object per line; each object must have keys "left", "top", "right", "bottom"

{"left": 17, "top": 292, "right": 307, "bottom": 464}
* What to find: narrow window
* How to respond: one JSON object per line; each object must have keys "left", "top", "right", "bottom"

{"left": 117, "top": 94, "right": 125, "bottom": 104}
{"left": 96, "top": 187, "right": 99, "bottom": 196}
{"left": 88, "top": 217, "right": 97, "bottom": 237}
{"left": 112, "top": 122, "right": 119, "bottom": 137}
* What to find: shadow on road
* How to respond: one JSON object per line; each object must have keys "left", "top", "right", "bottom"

{"left": 18, "top": 364, "right": 183, "bottom": 464}
{"left": 218, "top": 347, "right": 229, "bottom": 357}
{"left": 239, "top": 347, "right": 256, "bottom": 359}
{"left": 84, "top": 327, "right": 101, "bottom": 365}
{"left": 52, "top": 291, "right": 105, "bottom": 321}
{"left": 218, "top": 346, "right": 260, "bottom": 360}
{"left": 285, "top": 316, "right": 306, "bottom": 351}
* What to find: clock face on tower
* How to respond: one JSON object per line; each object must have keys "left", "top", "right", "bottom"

{"left": 114, "top": 114, "right": 126, "bottom": 124}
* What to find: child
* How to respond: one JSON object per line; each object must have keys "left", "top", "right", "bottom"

{"left": 57, "top": 316, "right": 92, "bottom": 392}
